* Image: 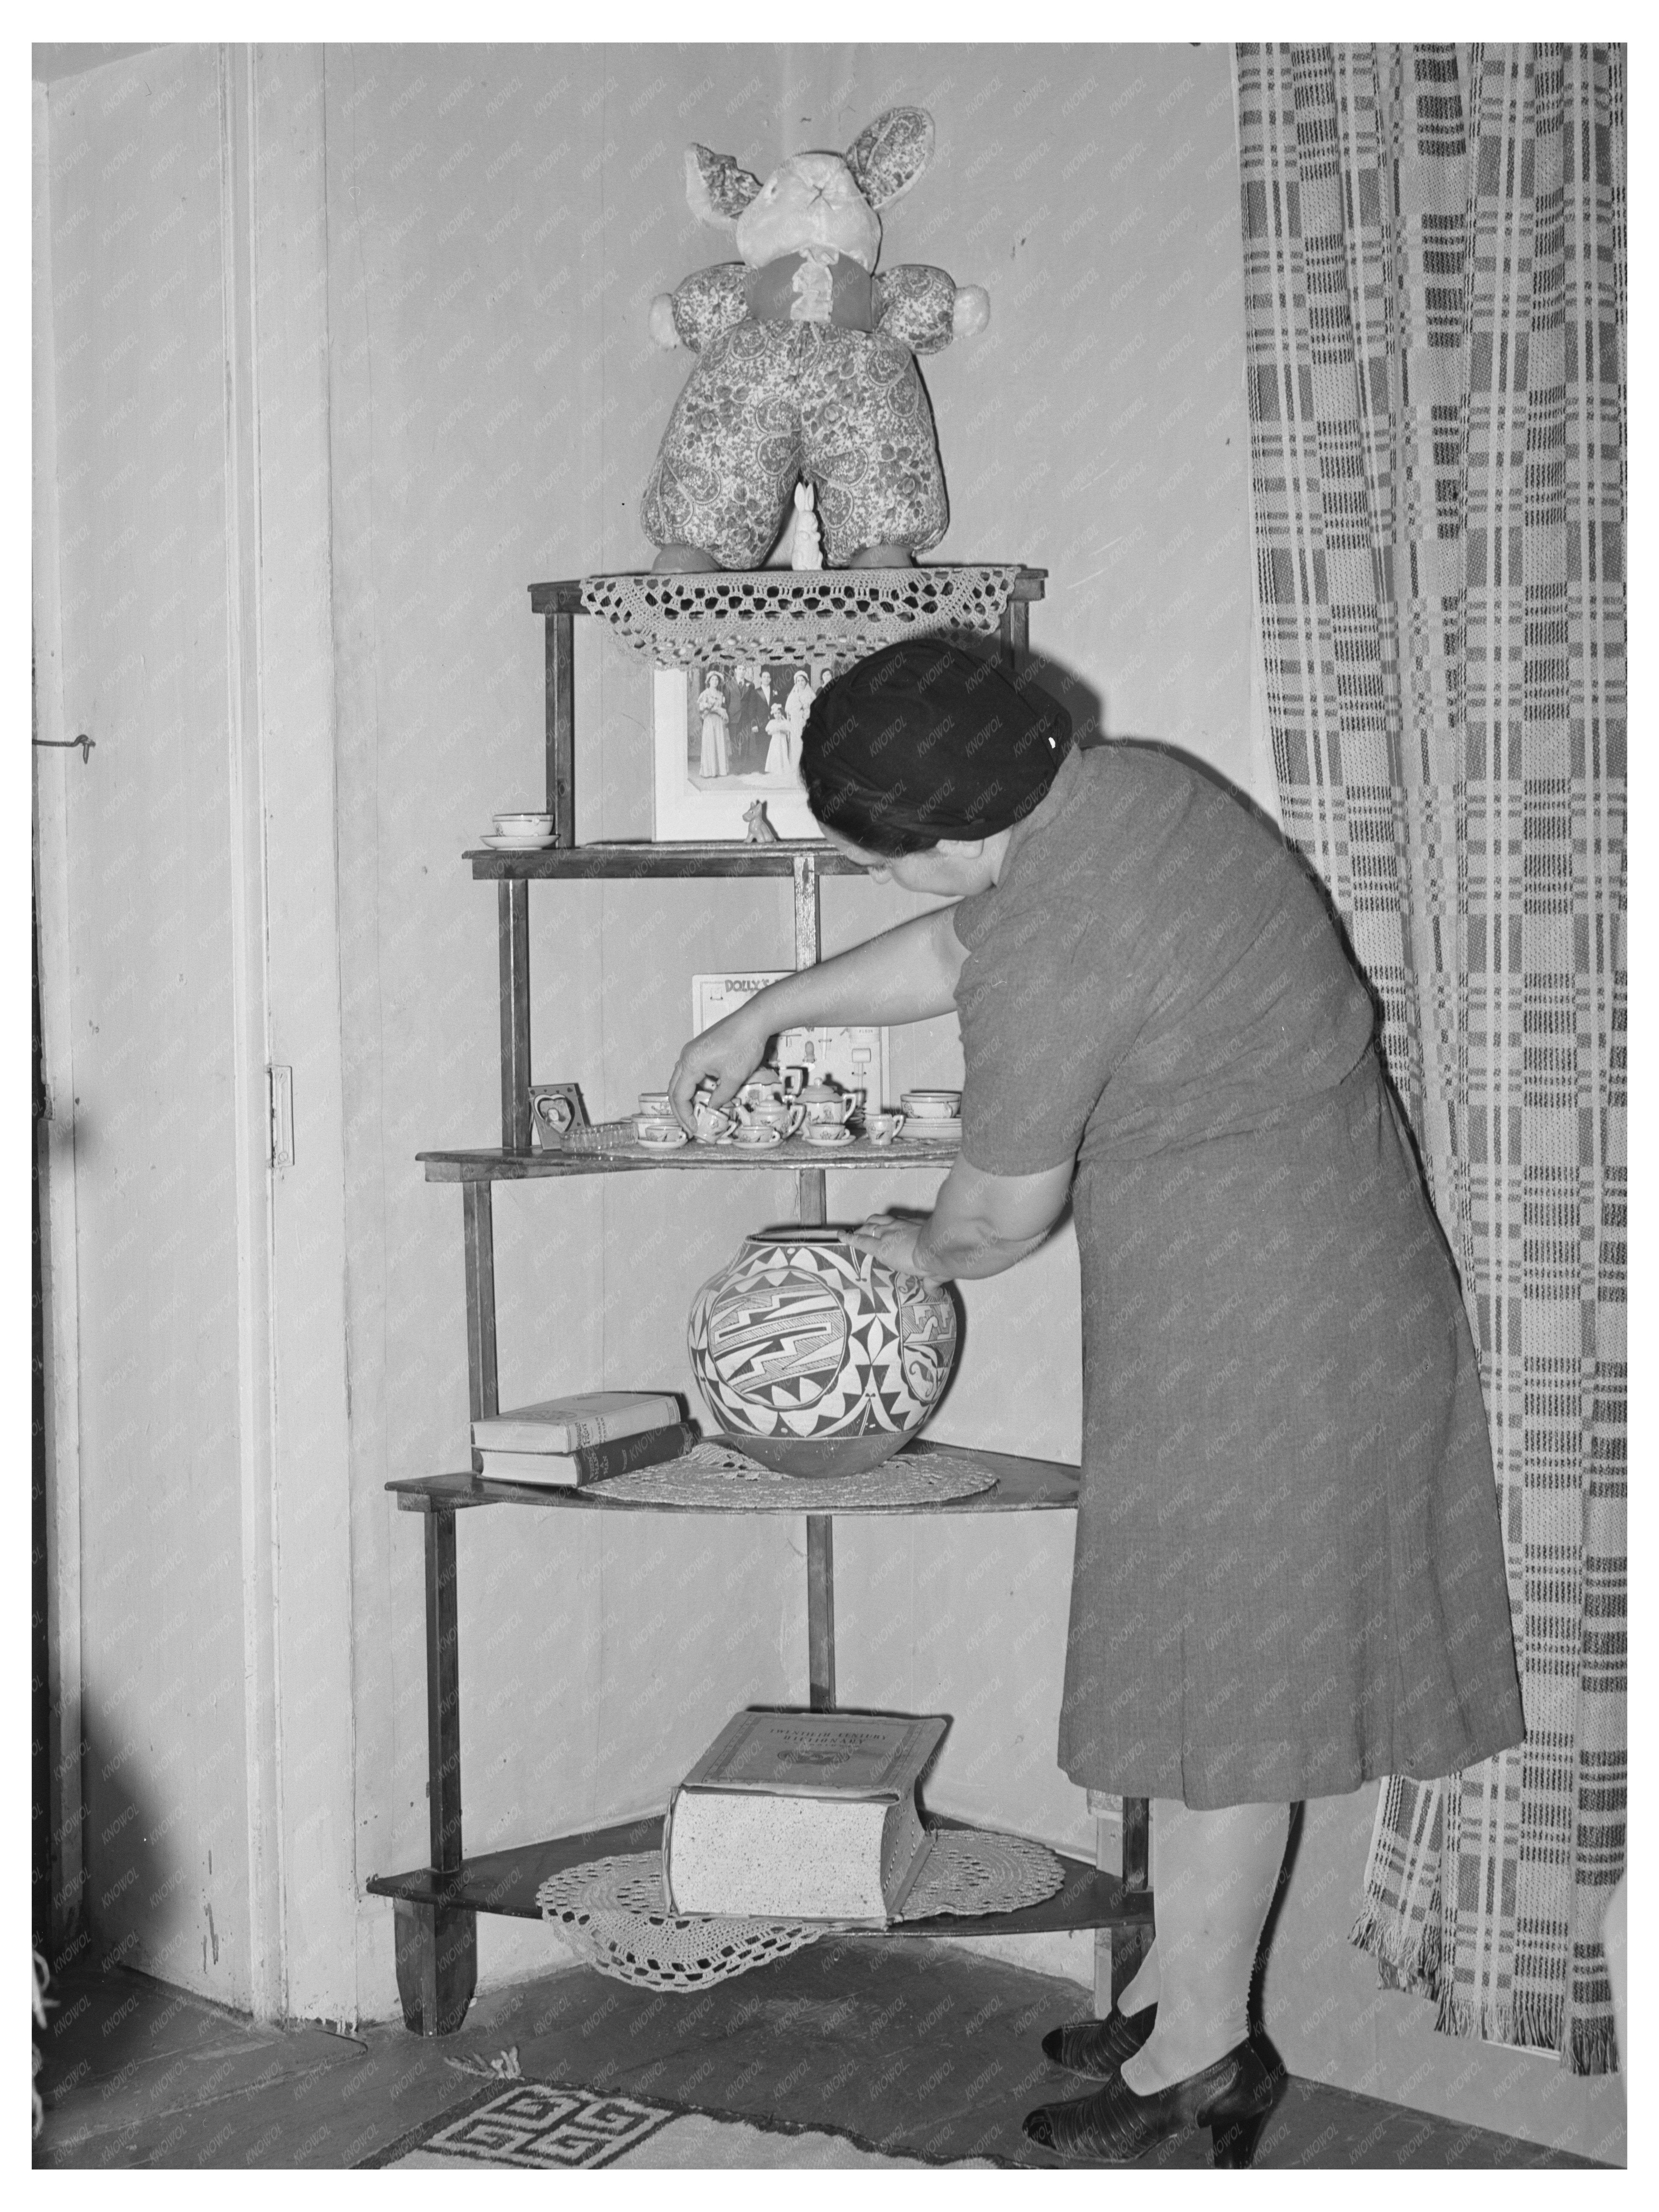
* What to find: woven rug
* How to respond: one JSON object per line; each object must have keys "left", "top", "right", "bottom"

{"left": 535, "top": 1832, "right": 1065, "bottom": 1992}
{"left": 597, "top": 1440, "right": 996, "bottom": 1510}
{"left": 362, "top": 2078, "right": 997, "bottom": 2169}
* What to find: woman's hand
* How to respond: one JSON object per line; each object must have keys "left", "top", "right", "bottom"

{"left": 848, "top": 1212, "right": 946, "bottom": 1283}
{"left": 668, "top": 1010, "right": 767, "bottom": 1131}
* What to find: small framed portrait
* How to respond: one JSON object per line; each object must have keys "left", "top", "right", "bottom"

{"left": 652, "top": 659, "right": 838, "bottom": 841}
{"left": 528, "top": 1082, "right": 589, "bottom": 1147}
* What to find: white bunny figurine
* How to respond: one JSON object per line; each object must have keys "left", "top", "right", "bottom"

{"left": 791, "top": 481, "right": 824, "bottom": 571}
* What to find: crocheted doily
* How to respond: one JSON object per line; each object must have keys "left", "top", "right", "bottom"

{"left": 535, "top": 1830, "right": 1064, "bottom": 1991}
{"left": 596, "top": 1440, "right": 997, "bottom": 1511}
{"left": 536, "top": 1853, "right": 823, "bottom": 1990}
{"left": 900, "top": 1827, "right": 1064, "bottom": 1921}
{"left": 581, "top": 567, "right": 1024, "bottom": 669}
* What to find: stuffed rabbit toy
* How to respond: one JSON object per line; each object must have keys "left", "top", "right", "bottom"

{"left": 641, "top": 108, "right": 989, "bottom": 572}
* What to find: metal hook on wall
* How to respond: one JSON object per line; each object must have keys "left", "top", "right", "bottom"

{"left": 33, "top": 735, "right": 95, "bottom": 763}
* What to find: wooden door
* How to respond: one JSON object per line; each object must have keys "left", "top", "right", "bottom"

{"left": 34, "top": 44, "right": 269, "bottom": 2012}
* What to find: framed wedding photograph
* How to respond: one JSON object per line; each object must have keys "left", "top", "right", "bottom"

{"left": 652, "top": 659, "right": 840, "bottom": 841}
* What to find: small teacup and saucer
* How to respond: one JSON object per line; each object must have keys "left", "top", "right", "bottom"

{"left": 634, "top": 1090, "right": 688, "bottom": 1148}
{"left": 802, "top": 1121, "right": 855, "bottom": 1149}
{"left": 729, "top": 1121, "right": 784, "bottom": 1150}
{"left": 693, "top": 1101, "right": 738, "bottom": 1143}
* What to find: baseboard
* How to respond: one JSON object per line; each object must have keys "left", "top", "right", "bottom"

{"left": 945, "top": 1930, "right": 1093, "bottom": 1989}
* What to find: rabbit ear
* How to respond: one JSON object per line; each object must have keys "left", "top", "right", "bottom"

{"left": 685, "top": 144, "right": 763, "bottom": 227}
{"left": 845, "top": 107, "right": 935, "bottom": 208}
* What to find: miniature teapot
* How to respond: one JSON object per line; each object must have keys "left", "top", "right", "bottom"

{"left": 797, "top": 1078, "right": 857, "bottom": 1128}
{"left": 736, "top": 1064, "right": 804, "bottom": 1110}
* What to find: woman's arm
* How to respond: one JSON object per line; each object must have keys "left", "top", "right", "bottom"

{"left": 668, "top": 903, "right": 968, "bottom": 1126}
{"left": 852, "top": 1155, "right": 1073, "bottom": 1282}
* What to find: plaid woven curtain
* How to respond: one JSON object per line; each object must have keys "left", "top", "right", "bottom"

{"left": 1234, "top": 44, "right": 1626, "bottom": 2072}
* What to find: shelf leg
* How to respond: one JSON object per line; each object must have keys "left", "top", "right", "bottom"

{"left": 499, "top": 879, "right": 532, "bottom": 1154}
{"left": 463, "top": 1182, "right": 499, "bottom": 1472}
{"left": 806, "top": 1515, "right": 835, "bottom": 1710}
{"left": 791, "top": 848, "right": 835, "bottom": 1710}
{"left": 796, "top": 1166, "right": 827, "bottom": 1227}
{"left": 394, "top": 1897, "right": 476, "bottom": 2040}
{"left": 1000, "top": 598, "right": 1030, "bottom": 671}
{"left": 397, "top": 1501, "right": 476, "bottom": 2036}
{"left": 1098, "top": 1793, "right": 1154, "bottom": 2013}
{"left": 545, "top": 608, "right": 576, "bottom": 844}
{"left": 791, "top": 852, "right": 820, "bottom": 970}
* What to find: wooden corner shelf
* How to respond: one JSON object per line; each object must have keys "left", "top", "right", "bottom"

{"left": 384, "top": 562, "right": 1152, "bottom": 2041}
{"left": 367, "top": 1810, "right": 1150, "bottom": 1940}
{"left": 418, "top": 1136, "right": 963, "bottom": 1183}
{"left": 387, "top": 1438, "right": 1081, "bottom": 1516}
{"left": 467, "top": 840, "right": 865, "bottom": 882}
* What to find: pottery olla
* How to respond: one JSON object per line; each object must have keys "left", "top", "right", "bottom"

{"left": 688, "top": 1227, "right": 958, "bottom": 1476}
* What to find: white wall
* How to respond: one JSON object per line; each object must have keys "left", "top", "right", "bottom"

{"left": 35, "top": 37, "right": 1619, "bottom": 2160}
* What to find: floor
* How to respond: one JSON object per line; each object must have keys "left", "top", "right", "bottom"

{"left": 35, "top": 1936, "right": 1612, "bottom": 2171}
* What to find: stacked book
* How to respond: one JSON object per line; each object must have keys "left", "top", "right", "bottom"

{"left": 663, "top": 1707, "right": 950, "bottom": 1923}
{"left": 471, "top": 1390, "right": 694, "bottom": 1487}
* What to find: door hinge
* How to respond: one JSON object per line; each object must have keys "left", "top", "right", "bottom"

{"left": 267, "top": 1064, "right": 294, "bottom": 1169}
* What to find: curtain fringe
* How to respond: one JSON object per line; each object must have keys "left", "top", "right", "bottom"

{"left": 1570, "top": 2015, "right": 1620, "bottom": 2077}
{"left": 1348, "top": 1901, "right": 1441, "bottom": 1999}
{"left": 1352, "top": 1912, "right": 1620, "bottom": 2072}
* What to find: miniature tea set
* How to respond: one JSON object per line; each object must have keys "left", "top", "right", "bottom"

{"left": 630, "top": 1068, "right": 960, "bottom": 1151}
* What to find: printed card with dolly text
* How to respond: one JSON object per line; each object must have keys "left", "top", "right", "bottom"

{"left": 692, "top": 973, "right": 889, "bottom": 1115}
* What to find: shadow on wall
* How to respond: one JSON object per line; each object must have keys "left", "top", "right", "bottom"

{"left": 41, "top": 1708, "right": 173, "bottom": 2093}
{"left": 51, "top": 1705, "right": 208, "bottom": 2010}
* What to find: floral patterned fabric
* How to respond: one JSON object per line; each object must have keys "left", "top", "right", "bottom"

{"left": 642, "top": 318, "right": 949, "bottom": 569}
{"left": 872, "top": 265, "right": 958, "bottom": 354}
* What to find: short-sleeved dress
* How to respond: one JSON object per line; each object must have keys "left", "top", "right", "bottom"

{"left": 951, "top": 743, "right": 1525, "bottom": 1808}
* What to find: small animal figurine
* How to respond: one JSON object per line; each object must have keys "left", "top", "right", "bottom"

{"left": 791, "top": 481, "right": 824, "bottom": 570}
{"left": 743, "top": 799, "right": 781, "bottom": 843}
{"left": 642, "top": 108, "right": 990, "bottom": 573}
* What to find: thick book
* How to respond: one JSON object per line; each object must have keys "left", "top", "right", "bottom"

{"left": 476, "top": 1423, "right": 696, "bottom": 1488}
{"left": 471, "top": 1389, "right": 682, "bottom": 1454}
{"left": 663, "top": 1707, "right": 949, "bottom": 1923}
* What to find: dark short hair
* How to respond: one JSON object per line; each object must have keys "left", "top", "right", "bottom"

{"left": 801, "top": 636, "right": 1071, "bottom": 854}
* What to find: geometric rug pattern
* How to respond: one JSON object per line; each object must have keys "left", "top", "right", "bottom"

{"left": 360, "top": 2082, "right": 676, "bottom": 2169}
{"left": 359, "top": 2078, "right": 997, "bottom": 2170}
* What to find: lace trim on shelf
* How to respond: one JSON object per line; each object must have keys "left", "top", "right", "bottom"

{"left": 534, "top": 1830, "right": 1064, "bottom": 1991}
{"left": 552, "top": 1120, "right": 959, "bottom": 1160}
{"left": 594, "top": 1444, "right": 998, "bottom": 1511}
{"left": 580, "top": 566, "right": 1025, "bottom": 667}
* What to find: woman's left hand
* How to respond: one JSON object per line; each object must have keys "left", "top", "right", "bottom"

{"left": 849, "top": 1212, "right": 945, "bottom": 1282}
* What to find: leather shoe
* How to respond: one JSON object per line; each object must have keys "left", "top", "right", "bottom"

{"left": 1022, "top": 2034, "right": 1280, "bottom": 2166}
{"left": 1040, "top": 2003, "right": 1156, "bottom": 2078}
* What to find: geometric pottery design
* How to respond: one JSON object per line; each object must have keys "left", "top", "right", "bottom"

{"left": 688, "top": 1228, "right": 958, "bottom": 1476}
